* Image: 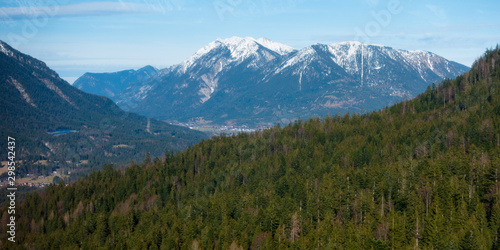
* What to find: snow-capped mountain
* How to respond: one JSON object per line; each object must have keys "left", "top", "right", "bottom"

{"left": 265, "top": 42, "right": 468, "bottom": 97}
{"left": 75, "top": 37, "right": 469, "bottom": 128}
{"left": 181, "top": 37, "right": 295, "bottom": 72}
{"left": 174, "top": 37, "right": 296, "bottom": 103}
{"left": 112, "top": 37, "right": 297, "bottom": 111}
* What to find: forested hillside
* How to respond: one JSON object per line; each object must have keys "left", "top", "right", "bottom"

{"left": 0, "top": 41, "right": 207, "bottom": 178}
{"left": 1, "top": 47, "right": 499, "bottom": 249}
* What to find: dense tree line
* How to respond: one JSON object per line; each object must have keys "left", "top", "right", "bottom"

{"left": 1, "top": 47, "right": 499, "bottom": 249}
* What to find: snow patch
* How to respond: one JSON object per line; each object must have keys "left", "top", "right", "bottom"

{"left": 299, "top": 72, "right": 302, "bottom": 91}
{"left": 328, "top": 42, "right": 363, "bottom": 74}
{"left": 199, "top": 74, "right": 219, "bottom": 103}
{"left": 199, "top": 86, "right": 213, "bottom": 103}
{"left": 136, "top": 85, "right": 153, "bottom": 100}
{"left": 276, "top": 46, "right": 316, "bottom": 74}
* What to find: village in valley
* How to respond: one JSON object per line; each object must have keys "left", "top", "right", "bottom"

{"left": 0, "top": 161, "right": 69, "bottom": 188}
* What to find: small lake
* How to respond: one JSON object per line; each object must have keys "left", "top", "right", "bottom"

{"left": 48, "top": 129, "right": 79, "bottom": 135}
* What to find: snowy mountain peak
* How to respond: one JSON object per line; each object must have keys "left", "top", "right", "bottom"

{"left": 181, "top": 40, "right": 223, "bottom": 72}
{"left": 218, "top": 36, "right": 255, "bottom": 45}
{"left": 256, "top": 37, "right": 296, "bottom": 55}
{"left": 182, "top": 37, "right": 295, "bottom": 72}
{"left": 181, "top": 37, "right": 256, "bottom": 71}
{"left": 219, "top": 36, "right": 261, "bottom": 60}
{"left": 332, "top": 41, "right": 363, "bottom": 47}
{"left": 218, "top": 36, "right": 295, "bottom": 57}
{"left": 329, "top": 41, "right": 388, "bottom": 49}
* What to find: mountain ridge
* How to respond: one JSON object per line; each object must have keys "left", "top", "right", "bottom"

{"left": 74, "top": 65, "right": 158, "bottom": 99}
{"left": 75, "top": 37, "right": 470, "bottom": 128}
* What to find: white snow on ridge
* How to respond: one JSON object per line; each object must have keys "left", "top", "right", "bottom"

{"left": 0, "top": 42, "right": 14, "bottom": 57}
{"left": 326, "top": 42, "right": 455, "bottom": 78}
{"left": 182, "top": 40, "right": 223, "bottom": 72}
{"left": 256, "top": 37, "right": 296, "bottom": 55}
{"left": 330, "top": 41, "right": 386, "bottom": 48}
{"left": 275, "top": 46, "right": 316, "bottom": 74}
{"left": 222, "top": 37, "right": 261, "bottom": 62}
{"left": 219, "top": 37, "right": 295, "bottom": 56}
{"left": 270, "top": 40, "right": 461, "bottom": 82}
{"left": 219, "top": 37, "right": 295, "bottom": 62}
{"left": 399, "top": 50, "right": 451, "bottom": 79}
{"left": 181, "top": 37, "right": 296, "bottom": 72}
{"left": 328, "top": 42, "right": 369, "bottom": 74}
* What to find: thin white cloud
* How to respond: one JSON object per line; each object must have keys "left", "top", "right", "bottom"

{"left": 0, "top": 1, "right": 161, "bottom": 19}
{"left": 426, "top": 5, "right": 447, "bottom": 20}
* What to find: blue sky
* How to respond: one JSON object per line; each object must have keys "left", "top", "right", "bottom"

{"left": 1, "top": 0, "right": 499, "bottom": 83}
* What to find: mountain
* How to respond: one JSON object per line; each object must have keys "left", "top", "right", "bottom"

{"left": 0, "top": 41, "right": 207, "bottom": 178}
{"left": 109, "top": 37, "right": 297, "bottom": 117}
{"left": 4, "top": 46, "right": 499, "bottom": 249}
{"left": 73, "top": 65, "right": 158, "bottom": 100}
{"left": 75, "top": 37, "right": 469, "bottom": 128}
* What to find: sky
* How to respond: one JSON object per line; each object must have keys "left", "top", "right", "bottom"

{"left": 0, "top": 0, "right": 499, "bottom": 84}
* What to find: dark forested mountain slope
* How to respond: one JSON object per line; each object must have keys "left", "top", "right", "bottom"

{"left": 1, "top": 46, "right": 499, "bottom": 249}
{"left": 0, "top": 41, "right": 207, "bottom": 177}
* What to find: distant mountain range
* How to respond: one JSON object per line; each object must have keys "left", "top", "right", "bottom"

{"left": 0, "top": 41, "right": 207, "bottom": 177}
{"left": 74, "top": 65, "right": 158, "bottom": 100}
{"left": 75, "top": 37, "right": 470, "bottom": 128}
